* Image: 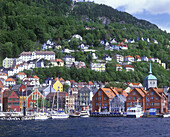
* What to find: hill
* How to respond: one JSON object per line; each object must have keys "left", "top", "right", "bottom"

{"left": 0, "top": 0, "right": 169, "bottom": 86}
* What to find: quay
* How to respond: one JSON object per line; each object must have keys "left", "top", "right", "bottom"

{"left": 90, "top": 112, "right": 124, "bottom": 117}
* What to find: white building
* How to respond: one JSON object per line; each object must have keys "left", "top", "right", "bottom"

{"left": 19, "top": 51, "right": 55, "bottom": 62}
{"left": 124, "top": 55, "right": 134, "bottom": 62}
{"left": 5, "top": 78, "right": 16, "bottom": 87}
{"left": 124, "top": 65, "right": 134, "bottom": 71}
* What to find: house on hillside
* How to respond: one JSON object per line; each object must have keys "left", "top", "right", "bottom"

{"left": 16, "top": 72, "right": 27, "bottom": 80}
{"left": 113, "top": 54, "right": 124, "bottom": 63}
{"left": 124, "top": 55, "right": 134, "bottom": 62}
{"left": 134, "top": 55, "right": 141, "bottom": 61}
{"left": 124, "top": 65, "right": 134, "bottom": 71}
{"left": 90, "top": 62, "right": 106, "bottom": 72}
{"left": 50, "top": 59, "right": 64, "bottom": 67}
{"left": 5, "top": 78, "right": 16, "bottom": 87}
{"left": 115, "top": 64, "right": 122, "bottom": 71}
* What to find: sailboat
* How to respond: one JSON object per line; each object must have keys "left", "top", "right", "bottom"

{"left": 51, "top": 85, "right": 69, "bottom": 119}
{"left": 34, "top": 88, "right": 49, "bottom": 120}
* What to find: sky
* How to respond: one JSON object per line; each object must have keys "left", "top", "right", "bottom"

{"left": 94, "top": 0, "right": 170, "bottom": 33}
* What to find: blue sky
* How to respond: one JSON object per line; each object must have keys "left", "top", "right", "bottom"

{"left": 94, "top": 0, "right": 170, "bottom": 32}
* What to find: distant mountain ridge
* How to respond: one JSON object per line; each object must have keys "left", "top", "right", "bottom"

{"left": 72, "top": 2, "right": 158, "bottom": 29}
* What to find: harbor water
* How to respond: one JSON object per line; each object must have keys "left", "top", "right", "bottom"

{"left": 0, "top": 117, "right": 170, "bottom": 137}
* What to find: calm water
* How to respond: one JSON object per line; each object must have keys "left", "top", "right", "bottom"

{"left": 0, "top": 117, "right": 170, "bottom": 137}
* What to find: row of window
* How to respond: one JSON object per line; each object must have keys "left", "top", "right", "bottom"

{"left": 128, "top": 96, "right": 159, "bottom": 100}
{"left": 8, "top": 102, "right": 19, "bottom": 106}
{"left": 96, "top": 103, "right": 108, "bottom": 106}
{"left": 147, "top": 103, "right": 160, "bottom": 106}
{"left": 8, "top": 98, "right": 19, "bottom": 101}
{"left": 96, "top": 97, "right": 107, "bottom": 101}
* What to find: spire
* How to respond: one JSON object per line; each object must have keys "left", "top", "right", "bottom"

{"left": 149, "top": 61, "right": 152, "bottom": 74}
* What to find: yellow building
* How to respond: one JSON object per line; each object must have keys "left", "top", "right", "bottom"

{"left": 19, "top": 96, "right": 26, "bottom": 112}
{"left": 53, "top": 79, "right": 63, "bottom": 92}
{"left": 3, "top": 57, "right": 14, "bottom": 68}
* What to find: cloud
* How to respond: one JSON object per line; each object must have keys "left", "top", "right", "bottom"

{"left": 95, "top": 0, "right": 170, "bottom": 15}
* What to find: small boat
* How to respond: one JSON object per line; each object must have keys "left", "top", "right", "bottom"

{"left": 69, "top": 112, "right": 80, "bottom": 118}
{"left": 163, "top": 113, "right": 170, "bottom": 118}
{"left": 51, "top": 110, "right": 69, "bottom": 119}
{"left": 80, "top": 110, "right": 90, "bottom": 117}
{"left": 126, "top": 105, "right": 144, "bottom": 118}
{"left": 34, "top": 112, "right": 49, "bottom": 120}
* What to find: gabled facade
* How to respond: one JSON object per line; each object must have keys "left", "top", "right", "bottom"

{"left": 110, "top": 94, "right": 126, "bottom": 112}
{"left": 126, "top": 88, "right": 147, "bottom": 111}
{"left": 27, "top": 88, "right": 44, "bottom": 109}
{"left": 53, "top": 79, "right": 63, "bottom": 92}
{"left": 92, "top": 88, "right": 116, "bottom": 112}
{"left": 146, "top": 88, "right": 168, "bottom": 113}
{"left": 78, "top": 86, "right": 91, "bottom": 109}
{"left": 134, "top": 55, "right": 141, "bottom": 61}
{"left": 3, "top": 90, "right": 20, "bottom": 112}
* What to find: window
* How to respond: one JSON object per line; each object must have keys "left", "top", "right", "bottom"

{"left": 99, "top": 103, "right": 102, "bottom": 107}
{"left": 96, "top": 97, "right": 98, "bottom": 100}
{"left": 138, "top": 97, "right": 141, "bottom": 100}
{"left": 146, "top": 103, "right": 149, "bottom": 106}
{"left": 151, "top": 103, "right": 154, "bottom": 106}
{"left": 133, "top": 91, "right": 136, "bottom": 95}
{"left": 156, "top": 97, "right": 159, "bottom": 100}
{"left": 13, "top": 98, "right": 15, "bottom": 101}
{"left": 98, "top": 91, "right": 102, "bottom": 96}
{"left": 153, "top": 82, "right": 155, "bottom": 84}
{"left": 8, "top": 103, "right": 11, "bottom": 106}
{"left": 154, "top": 103, "right": 160, "bottom": 106}
{"left": 133, "top": 96, "right": 136, "bottom": 100}
{"left": 151, "top": 96, "right": 154, "bottom": 100}
{"left": 150, "top": 91, "right": 154, "bottom": 95}
{"left": 99, "top": 97, "right": 102, "bottom": 101}
{"left": 104, "top": 97, "right": 107, "bottom": 100}
{"left": 96, "top": 103, "right": 98, "bottom": 106}
{"left": 128, "top": 97, "right": 131, "bottom": 100}
{"left": 13, "top": 103, "right": 19, "bottom": 106}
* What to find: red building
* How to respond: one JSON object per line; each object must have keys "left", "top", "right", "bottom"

{"left": 3, "top": 90, "right": 20, "bottom": 112}
{"left": 146, "top": 87, "right": 168, "bottom": 114}
{"left": 126, "top": 88, "right": 147, "bottom": 111}
{"left": 92, "top": 87, "right": 128, "bottom": 112}
{"left": 27, "top": 88, "right": 44, "bottom": 109}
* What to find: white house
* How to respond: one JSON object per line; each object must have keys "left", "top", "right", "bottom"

{"left": 113, "top": 54, "right": 124, "bottom": 63}
{"left": 90, "top": 62, "right": 106, "bottom": 72}
{"left": 16, "top": 72, "right": 27, "bottom": 80}
{"left": 71, "top": 34, "right": 83, "bottom": 41}
{"left": 0, "top": 73, "right": 8, "bottom": 80}
{"left": 124, "top": 55, "right": 134, "bottom": 62}
{"left": 63, "top": 55, "right": 75, "bottom": 65}
{"left": 5, "top": 78, "right": 16, "bottom": 87}
{"left": 19, "top": 51, "right": 55, "bottom": 62}
{"left": 124, "top": 65, "right": 134, "bottom": 71}
{"left": 116, "top": 64, "right": 122, "bottom": 71}
{"left": 22, "top": 76, "right": 40, "bottom": 86}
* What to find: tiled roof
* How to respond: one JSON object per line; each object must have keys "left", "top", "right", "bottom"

{"left": 56, "top": 59, "right": 64, "bottom": 62}
{"left": 128, "top": 83, "right": 141, "bottom": 85}
{"left": 88, "top": 81, "right": 94, "bottom": 85}
{"left": 59, "top": 78, "right": 65, "bottom": 82}
{"left": 134, "top": 55, "right": 141, "bottom": 59}
{"left": 124, "top": 65, "right": 134, "bottom": 68}
{"left": 125, "top": 55, "right": 133, "bottom": 58}
{"left": 101, "top": 88, "right": 115, "bottom": 99}
{"left": 134, "top": 88, "right": 146, "bottom": 97}
{"left": 17, "top": 72, "right": 26, "bottom": 75}
{"left": 116, "top": 64, "right": 122, "bottom": 67}
{"left": 5, "top": 78, "right": 15, "bottom": 82}
{"left": 20, "top": 51, "right": 55, "bottom": 56}
{"left": 33, "top": 76, "right": 40, "bottom": 79}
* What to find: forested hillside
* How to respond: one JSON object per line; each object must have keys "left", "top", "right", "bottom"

{"left": 0, "top": 0, "right": 169, "bottom": 86}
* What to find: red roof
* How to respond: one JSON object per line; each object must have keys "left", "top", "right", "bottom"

{"left": 134, "top": 55, "right": 141, "bottom": 59}
{"left": 0, "top": 73, "right": 7, "bottom": 76}
{"left": 88, "top": 81, "right": 94, "bottom": 85}
{"left": 17, "top": 72, "right": 26, "bottom": 75}
{"left": 124, "top": 65, "right": 134, "bottom": 68}
{"left": 125, "top": 55, "right": 133, "bottom": 58}
{"left": 116, "top": 64, "right": 122, "bottom": 67}
{"left": 5, "top": 78, "right": 15, "bottom": 82}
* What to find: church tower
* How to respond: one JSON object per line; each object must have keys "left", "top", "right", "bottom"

{"left": 144, "top": 62, "right": 157, "bottom": 90}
